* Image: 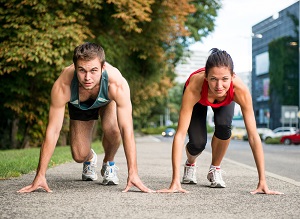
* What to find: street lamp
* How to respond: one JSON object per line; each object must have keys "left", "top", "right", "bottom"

{"left": 251, "top": 33, "right": 263, "bottom": 39}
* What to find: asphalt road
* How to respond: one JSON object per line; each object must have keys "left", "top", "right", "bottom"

{"left": 157, "top": 135, "right": 300, "bottom": 183}
{"left": 1, "top": 135, "right": 300, "bottom": 219}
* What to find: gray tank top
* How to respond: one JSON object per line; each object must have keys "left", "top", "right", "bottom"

{"left": 69, "top": 70, "right": 110, "bottom": 110}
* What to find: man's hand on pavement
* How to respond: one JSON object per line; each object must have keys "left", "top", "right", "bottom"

{"left": 122, "top": 174, "right": 155, "bottom": 193}
{"left": 17, "top": 176, "right": 52, "bottom": 193}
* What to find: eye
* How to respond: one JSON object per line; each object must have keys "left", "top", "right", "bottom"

{"left": 78, "top": 69, "right": 86, "bottom": 73}
{"left": 90, "top": 68, "right": 99, "bottom": 74}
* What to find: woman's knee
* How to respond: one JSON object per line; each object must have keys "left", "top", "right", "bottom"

{"left": 214, "top": 125, "right": 232, "bottom": 140}
{"left": 186, "top": 141, "right": 206, "bottom": 156}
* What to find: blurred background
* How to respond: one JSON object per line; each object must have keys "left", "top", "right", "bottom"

{"left": 0, "top": 0, "right": 299, "bottom": 149}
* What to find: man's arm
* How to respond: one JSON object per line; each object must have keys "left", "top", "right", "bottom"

{"left": 18, "top": 68, "right": 71, "bottom": 193}
{"left": 108, "top": 67, "right": 153, "bottom": 192}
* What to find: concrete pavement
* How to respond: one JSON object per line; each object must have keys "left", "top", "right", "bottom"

{"left": 1, "top": 135, "right": 300, "bottom": 219}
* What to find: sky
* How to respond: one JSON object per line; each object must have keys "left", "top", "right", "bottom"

{"left": 190, "top": 0, "right": 299, "bottom": 73}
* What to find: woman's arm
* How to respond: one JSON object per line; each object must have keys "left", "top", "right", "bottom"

{"left": 159, "top": 74, "right": 204, "bottom": 193}
{"left": 234, "top": 77, "right": 283, "bottom": 194}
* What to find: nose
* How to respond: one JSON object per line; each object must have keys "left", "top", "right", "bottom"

{"left": 85, "top": 72, "right": 91, "bottom": 80}
{"left": 216, "top": 80, "right": 222, "bottom": 88}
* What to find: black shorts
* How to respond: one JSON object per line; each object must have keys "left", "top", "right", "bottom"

{"left": 68, "top": 102, "right": 100, "bottom": 121}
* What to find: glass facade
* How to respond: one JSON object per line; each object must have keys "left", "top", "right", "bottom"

{"left": 252, "top": 1, "right": 299, "bottom": 129}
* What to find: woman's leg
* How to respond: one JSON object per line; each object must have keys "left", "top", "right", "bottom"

{"left": 211, "top": 102, "right": 235, "bottom": 166}
{"left": 186, "top": 103, "right": 208, "bottom": 163}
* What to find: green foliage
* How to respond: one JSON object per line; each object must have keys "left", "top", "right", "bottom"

{"left": 0, "top": 0, "right": 99, "bottom": 148}
{"left": 269, "top": 36, "right": 299, "bottom": 106}
{"left": 0, "top": 0, "right": 221, "bottom": 148}
{"left": 264, "top": 137, "right": 281, "bottom": 144}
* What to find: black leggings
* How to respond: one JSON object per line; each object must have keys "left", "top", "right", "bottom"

{"left": 186, "top": 101, "right": 235, "bottom": 156}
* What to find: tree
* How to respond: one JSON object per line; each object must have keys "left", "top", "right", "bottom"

{"left": 89, "top": 0, "right": 221, "bottom": 128}
{"left": 0, "top": 0, "right": 222, "bottom": 148}
{"left": 0, "top": 0, "right": 100, "bottom": 148}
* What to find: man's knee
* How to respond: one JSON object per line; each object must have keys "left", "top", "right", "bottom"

{"left": 214, "top": 125, "right": 232, "bottom": 140}
{"left": 103, "top": 127, "right": 121, "bottom": 140}
{"left": 71, "top": 149, "right": 89, "bottom": 163}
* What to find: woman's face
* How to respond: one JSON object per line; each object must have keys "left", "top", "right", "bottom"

{"left": 206, "top": 66, "right": 232, "bottom": 98}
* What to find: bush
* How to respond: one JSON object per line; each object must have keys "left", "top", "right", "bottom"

{"left": 264, "top": 137, "right": 281, "bottom": 144}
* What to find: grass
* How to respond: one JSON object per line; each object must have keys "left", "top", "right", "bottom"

{"left": 0, "top": 141, "right": 103, "bottom": 180}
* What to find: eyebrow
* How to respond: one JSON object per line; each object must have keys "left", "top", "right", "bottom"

{"left": 77, "top": 66, "right": 99, "bottom": 71}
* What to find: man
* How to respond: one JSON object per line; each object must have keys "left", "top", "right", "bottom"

{"left": 18, "top": 42, "right": 152, "bottom": 193}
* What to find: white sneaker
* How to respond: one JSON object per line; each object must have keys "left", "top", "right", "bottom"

{"left": 182, "top": 163, "right": 197, "bottom": 184}
{"left": 101, "top": 161, "right": 119, "bottom": 185}
{"left": 207, "top": 167, "right": 226, "bottom": 188}
{"left": 82, "top": 149, "right": 98, "bottom": 181}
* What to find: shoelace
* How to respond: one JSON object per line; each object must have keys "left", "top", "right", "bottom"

{"left": 83, "top": 162, "right": 96, "bottom": 174}
{"left": 184, "top": 165, "right": 196, "bottom": 179}
{"left": 104, "top": 165, "right": 119, "bottom": 178}
{"left": 209, "top": 168, "right": 225, "bottom": 182}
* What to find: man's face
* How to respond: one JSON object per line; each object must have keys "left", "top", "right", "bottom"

{"left": 76, "top": 58, "right": 102, "bottom": 90}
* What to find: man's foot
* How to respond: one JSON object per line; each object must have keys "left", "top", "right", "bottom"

{"left": 82, "top": 149, "right": 98, "bottom": 181}
{"left": 101, "top": 161, "right": 119, "bottom": 185}
{"left": 207, "top": 167, "right": 226, "bottom": 188}
{"left": 182, "top": 163, "right": 197, "bottom": 184}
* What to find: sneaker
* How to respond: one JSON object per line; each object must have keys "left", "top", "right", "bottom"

{"left": 82, "top": 149, "right": 98, "bottom": 181}
{"left": 101, "top": 161, "right": 119, "bottom": 185}
{"left": 182, "top": 163, "right": 197, "bottom": 184}
{"left": 207, "top": 167, "right": 226, "bottom": 188}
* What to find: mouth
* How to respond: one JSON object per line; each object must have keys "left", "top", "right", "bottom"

{"left": 84, "top": 82, "right": 93, "bottom": 87}
{"left": 215, "top": 89, "right": 223, "bottom": 94}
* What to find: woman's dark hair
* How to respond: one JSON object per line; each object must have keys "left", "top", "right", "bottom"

{"left": 73, "top": 42, "right": 105, "bottom": 69}
{"left": 205, "top": 48, "right": 234, "bottom": 77}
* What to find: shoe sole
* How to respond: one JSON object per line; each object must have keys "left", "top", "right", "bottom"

{"left": 102, "top": 180, "right": 119, "bottom": 185}
{"left": 182, "top": 180, "right": 197, "bottom": 184}
{"left": 82, "top": 175, "right": 98, "bottom": 181}
{"left": 210, "top": 183, "right": 226, "bottom": 188}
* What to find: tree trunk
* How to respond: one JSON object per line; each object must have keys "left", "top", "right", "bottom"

{"left": 11, "top": 118, "right": 19, "bottom": 149}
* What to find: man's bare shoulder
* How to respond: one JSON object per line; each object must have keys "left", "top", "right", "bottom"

{"left": 58, "top": 64, "right": 75, "bottom": 82}
{"left": 51, "top": 64, "right": 74, "bottom": 105}
{"left": 105, "top": 62, "right": 125, "bottom": 85}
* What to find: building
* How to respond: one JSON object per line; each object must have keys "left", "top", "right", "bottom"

{"left": 174, "top": 48, "right": 209, "bottom": 84}
{"left": 252, "top": 1, "right": 299, "bottom": 129}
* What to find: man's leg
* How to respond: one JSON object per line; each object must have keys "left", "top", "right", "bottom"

{"left": 99, "top": 100, "right": 122, "bottom": 162}
{"left": 99, "top": 101, "right": 121, "bottom": 185}
{"left": 70, "top": 120, "right": 96, "bottom": 162}
{"left": 69, "top": 119, "right": 98, "bottom": 181}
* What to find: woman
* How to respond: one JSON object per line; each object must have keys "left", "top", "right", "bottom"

{"left": 159, "top": 48, "right": 282, "bottom": 194}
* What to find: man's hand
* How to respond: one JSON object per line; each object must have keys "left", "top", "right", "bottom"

{"left": 157, "top": 181, "right": 189, "bottom": 193}
{"left": 122, "top": 174, "right": 155, "bottom": 193}
{"left": 250, "top": 182, "right": 284, "bottom": 195}
{"left": 17, "top": 175, "right": 52, "bottom": 193}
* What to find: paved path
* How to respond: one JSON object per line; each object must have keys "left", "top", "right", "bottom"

{"left": 1, "top": 135, "right": 300, "bottom": 219}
